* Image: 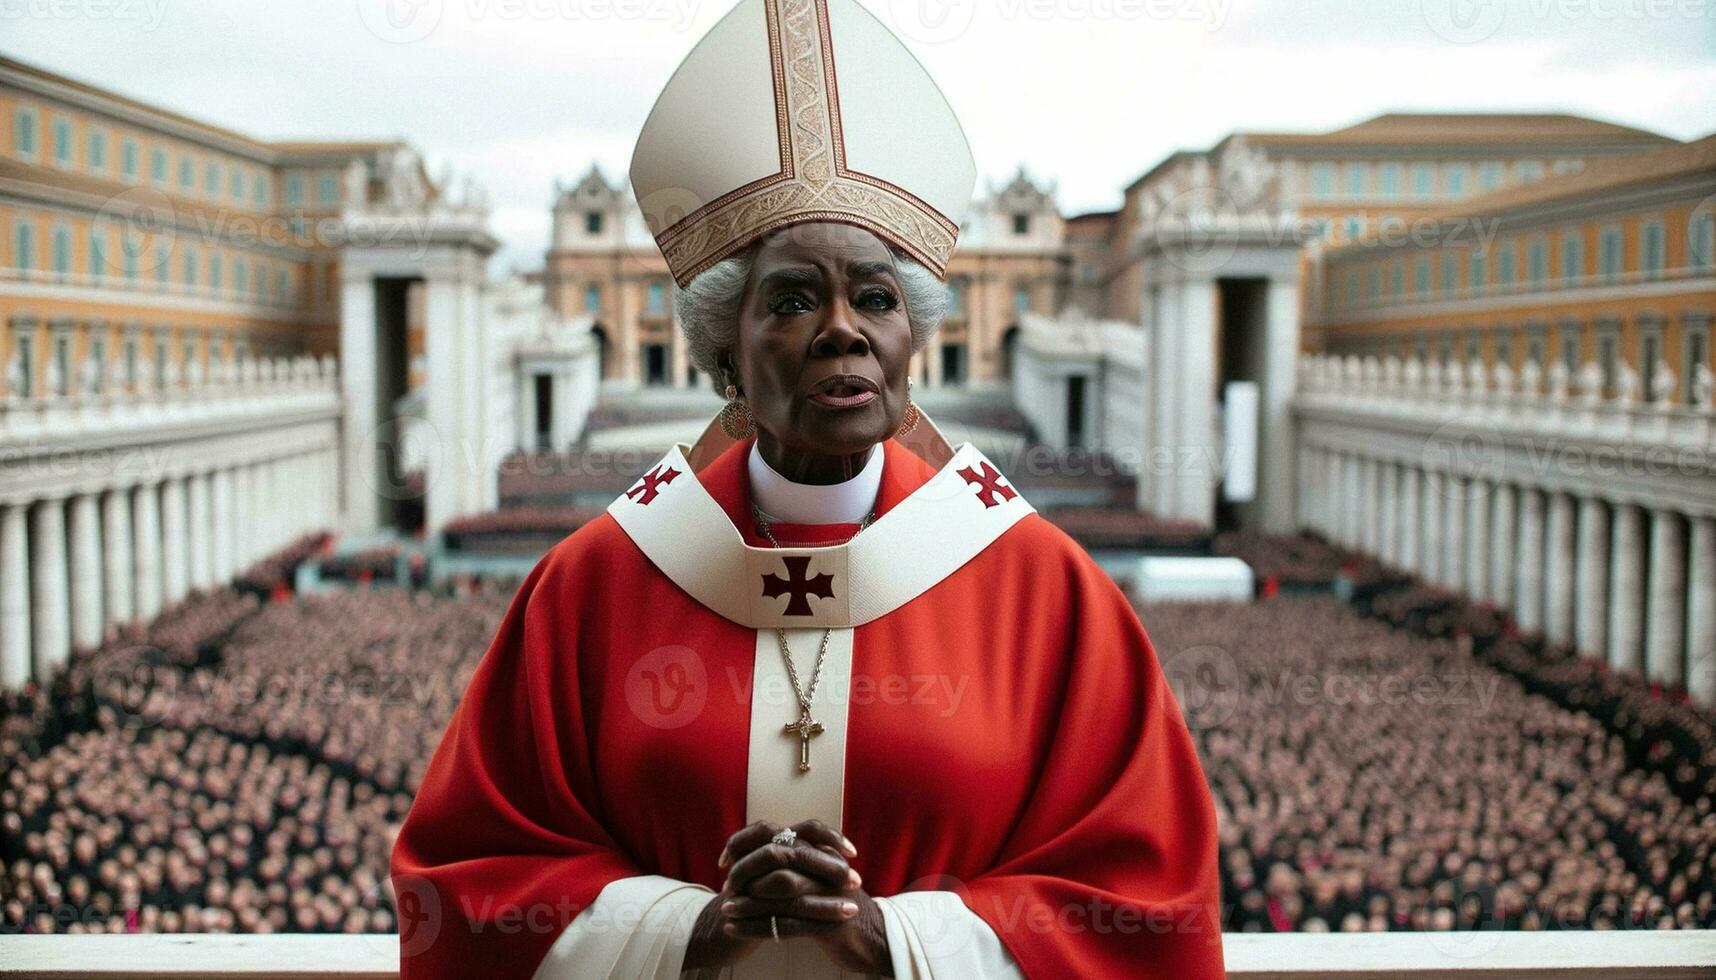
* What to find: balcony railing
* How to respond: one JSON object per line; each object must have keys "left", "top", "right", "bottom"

{"left": 2, "top": 931, "right": 1714, "bottom": 978}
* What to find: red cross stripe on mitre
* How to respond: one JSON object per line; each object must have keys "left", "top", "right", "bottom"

{"left": 625, "top": 465, "right": 681, "bottom": 505}
{"left": 760, "top": 555, "right": 836, "bottom": 617}
{"left": 957, "top": 461, "right": 1017, "bottom": 509}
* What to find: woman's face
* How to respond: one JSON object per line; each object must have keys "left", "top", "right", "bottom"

{"left": 726, "top": 221, "right": 912, "bottom": 475}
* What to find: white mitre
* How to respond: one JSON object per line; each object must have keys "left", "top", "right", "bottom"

{"left": 629, "top": 0, "right": 977, "bottom": 286}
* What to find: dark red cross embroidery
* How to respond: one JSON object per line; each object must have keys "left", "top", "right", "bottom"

{"left": 761, "top": 556, "right": 835, "bottom": 616}
{"left": 625, "top": 465, "right": 680, "bottom": 505}
{"left": 958, "top": 461, "right": 1017, "bottom": 508}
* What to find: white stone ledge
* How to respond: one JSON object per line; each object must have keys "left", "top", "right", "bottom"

{"left": 2, "top": 931, "right": 1714, "bottom": 978}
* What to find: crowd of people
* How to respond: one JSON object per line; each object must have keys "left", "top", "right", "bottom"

{"left": 1143, "top": 596, "right": 1716, "bottom": 933}
{"left": 4, "top": 524, "right": 1713, "bottom": 938}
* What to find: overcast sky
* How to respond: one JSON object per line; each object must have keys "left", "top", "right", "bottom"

{"left": 5, "top": 0, "right": 1712, "bottom": 270}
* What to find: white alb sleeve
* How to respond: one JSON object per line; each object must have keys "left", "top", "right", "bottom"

{"left": 874, "top": 891, "right": 1025, "bottom": 979}
{"left": 531, "top": 874, "right": 714, "bottom": 980}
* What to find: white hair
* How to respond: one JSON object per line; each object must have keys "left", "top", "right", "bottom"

{"left": 675, "top": 241, "right": 949, "bottom": 395}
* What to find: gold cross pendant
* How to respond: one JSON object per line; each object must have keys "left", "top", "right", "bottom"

{"left": 783, "top": 710, "right": 824, "bottom": 772}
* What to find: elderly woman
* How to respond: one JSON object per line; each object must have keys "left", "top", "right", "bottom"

{"left": 391, "top": 1, "right": 1222, "bottom": 977}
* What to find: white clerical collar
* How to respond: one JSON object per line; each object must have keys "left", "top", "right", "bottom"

{"left": 747, "top": 441, "right": 882, "bottom": 525}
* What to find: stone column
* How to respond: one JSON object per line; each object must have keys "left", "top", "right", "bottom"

{"left": 0, "top": 503, "right": 31, "bottom": 688}
{"left": 1323, "top": 449, "right": 1342, "bottom": 540}
{"left": 1378, "top": 461, "right": 1399, "bottom": 567}
{"left": 67, "top": 493, "right": 103, "bottom": 651}
{"left": 1574, "top": 497, "right": 1610, "bottom": 660}
{"left": 1422, "top": 471, "right": 1444, "bottom": 584}
{"left": 1687, "top": 516, "right": 1715, "bottom": 706}
{"left": 1149, "top": 279, "right": 1181, "bottom": 520}
{"left": 1645, "top": 510, "right": 1686, "bottom": 687}
{"left": 341, "top": 269, "right": 382, "bottom": 533}
{"left": 211, "top": 468, "right": 233, "bottom": 584}
{"left": 1544, "top": 492, "right": 1577, "bottom": 648}
{"left": 1258, "top": 276, "right": 1300, "bottom": 533}
{"left": 1607, "top": 503, "right": 1645, "bottom": 676}
{"left": 1489, "top": 484, "right": 1517, "bottom": 608}
{"left": 188, "top": 472, "right": 212, "bottom": 592}
{"left": 31, "top": 499, "right": 69, "bottom": 675}
{"left": 1442, "top": 479, "right": 1465, "bottom": 591}
{"left": 132, "top": 482, "right": 162, "bottom": 621}
{"left": 1360, "top": 457, "right": 1380, "bottom": 555}
{"left": 1176, "top": 279, "right": 1218, "bottom": 527}
{"left": 159, "top": 477, "right": 188, "bottom": 607}
{"left": 1515, "top": 488, "right": 1545, "bottom": 633}
{"left": 1399, "top": 464, "right": 1422, "bottom": 573}
{"left": 233, "top": 464, "right": 253, "bottom": 571}
{"left": 1465, "top": 483, "right": 1490, "bottom": 599}
{"left": 102, "top": 488, "right": 133, "bottom": 626}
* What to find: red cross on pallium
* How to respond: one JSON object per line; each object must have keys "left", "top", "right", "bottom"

{"left": 958, "top": 461, "right": 1017, "bottom": 508}
{"left": 761, "top": 556, "right": 835, "bottom": 616}
{"left": 625, "top": 465, "right": 680, "bottom": 505}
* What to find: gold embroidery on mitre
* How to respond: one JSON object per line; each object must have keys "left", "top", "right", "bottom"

{"left": 655, "top": 0, "right": 960, "bottom": 286}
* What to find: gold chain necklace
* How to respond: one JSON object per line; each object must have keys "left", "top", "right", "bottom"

{"left": 753, "top": 504, "right": 875, "bottom": 772}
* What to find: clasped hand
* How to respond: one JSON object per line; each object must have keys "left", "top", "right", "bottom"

{"left": 682, "top": 819, "right": 891, "bottom": 975}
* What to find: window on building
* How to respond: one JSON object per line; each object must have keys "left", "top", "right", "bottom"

{"left": 1515, "top": 160, "right": 1544, "bottom": 183}
{"left": 13, "top": 334, "right": 33, "bottom": 398}
{"left": 1012, "top": 213, "right": 1030, "bottom": 235}
{"left": 88, "top": 129, "right": 107, "bottom": 172}
{"left": 585, "top": 211, "right": 603, "bottom": 234}
{"left": 1498, "top": 244, "right": 1517, "bottom": 288}
{"left": 1597, "top": 226, "right": 1623, "bottom": 283}
{"left": 51, "top": 224, "right": 70, "bottom": 278}
{"left": 1014, "top": 285, "right": 1031, "bottom": 314}
{"left": 123, "top": 234, "right": 139, "bottom": 280}
{"left": 1441, "top": 253, "right": 1458, "bottom": 296}
{"left": 121, "top": 138, "right": 138, "bottom": 181}
{"left": 89, "top": 225, "right": 106, "bottom": 280}
{"left": 949, "top": 278, "right": 966, "bottom": 315}
{"left": 150, "top": 147, "right": 166, "bottom": 184}
{"left": 1469, "top": 250, "right": 1486, "bottom": 292}
{"left": 124, "top": 334, "right": 137, "bottom": 386}
{"left": 1365, "top": 266, "right": 1381, "bottom": 302}
{"left": 206, "top": 158, "right": 224, "bottom": 194}
{"left": 584, "top": 282, "right": 601, "bottom": 312}
{"left": 1561, "top": 233, "right": 1582, "bottom": 283}
{"left": 51, "top": 331, "right": 69, "bottom": 397}
{"left": 230, "top": 165, "right": 244, "bottom": 200}
{"left": 274, "top": 268, "right": 287, "bottom": 302}
{"left": 1342, "top": 216, "right": 1364, "bottom": 244}
{"left": 252, "top": 174, "right": 268, "bottom": 209}
{"left": 182, "top": 248, "right": 197, "bottom": 289}
{"left": 209, "top": 251, "right": 223, "bottom": 292}
{"left": 1410, "top": 163, "right": 1433, "bottom": 198}
{"left": 13, "top": 219, "right": 36, "bottom": 272}
{"left": 155, "top": 241, "right": 170, "bottom": 287}
{"left": 1528, "top": 239, "right": 1548, "bottom": 287}
{"left": 1496, "top": 334, "right": 1513, "bottom": 367}
{"left": 1379, "top": 163, "right": 1402, "bottom": 198}
{"left": 1686, "top": 330, "right": 1709, "bottom": 406}
{"left": 1345, "top": 163, "right": 1368, "bottom": 198}
{"left": 88, "top": 335, "right": 106, "bottom": 394}
{"left": 178, "top": 154, "right": 194, "bottom": 191}
{"left": 1446, "top": 163, "right": 1468, "bottom": 196}
{"left": 1598, "top": 333, "right": 1617, "bottom": 396}
{"left": 52, "top": 117, "right": 72, "bottom": 167}
{"left": 1344, "top": 268, "right": 1359, "bottom": 306}
{"left": 235, "top": 256, "right": 248, "bottom": 294}
{"left": 1388, "top": 264, "right": 1404, "bottom": 297}
{"left": 1311, "top": 163, "right": 1335, "bottom": 197}
{"left": 1691, "top": 209, "right": 1715, "bottom": 269}
{"left": 13, "top": 107, "right": 37, "bottom": 159}
{"left": 1561, "top": 334, "right": 1579, "bottom": 375}
{"left": 1641, "top": 332, "right": 1661, "bottom": 402}
{"left": 1640, "top": 220, "right": 1666, "bottom": 280}
{"left": 286, "top": 174, "right": 304, "bottom": 206}
{"left": 155, "top": 336, "right": 169, "bottom": 388}
{"left": 646, "top": 281, "right": 665, "bottom": 316}
{"left": 1413, "top": 257, "right": 1430, "bottom": 296}
{"left": 317, "top": 172, "right": 339, "bottom": 205}
{"left": 1479, "top": 162, "right": 1502, "bottom": 192}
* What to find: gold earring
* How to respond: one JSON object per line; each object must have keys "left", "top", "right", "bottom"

{"left": 720, "top": 383, "right": 756, "bottom": 439}
{"left": 893, "top": 378, "right": 919, "bottom": 438}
